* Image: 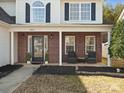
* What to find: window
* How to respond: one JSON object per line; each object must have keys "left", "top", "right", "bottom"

{"left": 69, "top": 3, "right": 91, "bottom": 21}
{"left": 70, "top": 4, "right": 79, "bottom": 20}
{"left": 85, "top": 36, "right": 96, "bottom": 54}
{"left": 81, "top": 4, "right": 91, "bottom": 20}
{"left": 65, "top": 36, "right": 75, "bottom": 54}
{"left": 31, "top": 1, "right": 45, "bottom": 23}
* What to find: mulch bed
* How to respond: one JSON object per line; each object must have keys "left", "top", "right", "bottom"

{"left": 78, "top": 66, "right": 124, "bottom": 73}
{"left": 33, "top": 66, "right": 124, "bottom": 78}
{"left": 0, "top": 64, "right": 23, "bottom": 79}
{"left": 33, "top": 66, "right": 75, "bottom": 75}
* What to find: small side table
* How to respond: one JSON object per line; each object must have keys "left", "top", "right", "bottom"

{"left": 78, "top": 57, "right": 86, "bottom": 63}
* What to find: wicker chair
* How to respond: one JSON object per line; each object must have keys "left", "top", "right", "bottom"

{"left": 67, "top": 51, "right": 77, "bottom": 63}
{"left": 86, "top": 51, "right": 96, "bottom": 63}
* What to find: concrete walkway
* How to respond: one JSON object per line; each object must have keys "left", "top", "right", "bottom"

{"left": 0, "top": 64, "right": 40, "bottom": 93}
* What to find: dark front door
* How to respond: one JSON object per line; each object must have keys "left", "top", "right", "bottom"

{"left": 32, "top": 36, "right": 44, "bottom": 63}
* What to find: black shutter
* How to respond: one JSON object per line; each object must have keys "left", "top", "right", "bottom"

{"left": 65, "top": 3, "right": 69, "bottom": 21}
{"left": 26, "top": 3, "right": 30, "bottom": 23}
{"left": 91, "top": 3, "right": 96, "bottom": 21}
{"left": 46, "top": 3, "right": 51, "bottom": 23}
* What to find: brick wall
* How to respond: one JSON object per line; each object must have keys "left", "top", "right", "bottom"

{"left": 18, "top": 32, "right": 59, "bottom": 63}
{"left": 62, "top": 32, "right": 102, "bottom": 62}
{"left": 18, "top": 32, "right": 102, "bottom": 63}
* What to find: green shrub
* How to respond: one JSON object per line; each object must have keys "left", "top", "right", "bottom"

{"left": 45, "top": 52, "right": 48, "bottom": 61}
{"left": 26, "top": 53, "right": 32, "bottom": 61}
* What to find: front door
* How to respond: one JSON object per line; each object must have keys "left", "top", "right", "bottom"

{"left": 32, "top": 36, "right": 44, "bottom": 62}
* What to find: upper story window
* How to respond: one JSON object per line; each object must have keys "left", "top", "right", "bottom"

{"left": 31, "top": 1, "right": 45, "bottom": 23}
{"left": 69, "top": 3, "right": 91, "bottom": 21}
{"left": 81, "top": 4, "right": 91, "bottom": 20}
{"left": 70, "top": 4, "right": 80, "bottom": 21}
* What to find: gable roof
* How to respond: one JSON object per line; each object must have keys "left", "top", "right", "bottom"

{"left": 0, "top": 7, "right": 15, "bottom": 24}
{"left": 118, "top": 9, "right": 124, "bottom": 21}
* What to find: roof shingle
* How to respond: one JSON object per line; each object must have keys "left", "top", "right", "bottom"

{"left": 0, "top": 7, "right": 15, "bottom": 24}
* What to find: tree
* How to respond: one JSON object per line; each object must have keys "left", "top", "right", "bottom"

{"left": 103, "top": 3, "right": 124, "bottom": 24}
{"left": 103, "top": 5, "right": 114, "bottom": 24}
{"left": 114, "top": 4, "right": 124, "bottom": 23}
{"left": 109, "top": 20, "right": 124, "bottom": 59}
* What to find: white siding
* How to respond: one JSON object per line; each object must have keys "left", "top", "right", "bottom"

{"left": 51, "top": 0, "right": 60, "bottom": 23}
{"left": 16, "top": 0, "right": 26, "bottom": 24}
{"left": 0, "top": 2, "right": 16, "bottom": 16}
{"left": 16, "top": 0, "right": 103, "bottom": 24}
{"left": 0, "top": 26, "right": 10, "bottom": 67}
{"left": 60, "top": 0, "right": 103, "bottom": 24}
{"left": 16, "top": 0, "right": 60, "bottom": 24}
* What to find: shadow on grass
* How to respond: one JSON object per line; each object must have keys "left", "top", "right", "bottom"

{"left": 12, "top": 66, "right": 87, "bottom": 93}
{"left": 32, "top": 66, "right": 88, "bottom": 93}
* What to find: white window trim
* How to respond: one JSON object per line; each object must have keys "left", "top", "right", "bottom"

{"left": 69, "top": 2, "right": 91, "bottom": 22}
{"left": 30, "top": 1, "right": 46, "bottom": 23}
{"left": 85, "top": 36, "right": 96, "bottom": 54}
{"left": 44, "top": 35, "right": 48, "bottom": 63}
{"left": 27, "top": 35, "right": 48, "bottom": 62}
{"left": 28, "top": 35, "right": 32, "bottom": 53}
{"left": 65, "top": 36, "right": 75, "bottom": 55}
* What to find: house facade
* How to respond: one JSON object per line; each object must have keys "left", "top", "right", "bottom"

{"left": 0, "top": 0, "right": 112, "bottom": 66}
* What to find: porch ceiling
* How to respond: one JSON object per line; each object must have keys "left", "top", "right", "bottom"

{"left": 10, "top": 24, "right": 113, "bottom": 32}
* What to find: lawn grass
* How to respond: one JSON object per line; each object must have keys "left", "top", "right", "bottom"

{"left": 12, "top": 75, "right": 87, "bottom": 93}
{"left": 12, "top": 74, "right": 124, "bottom": 93}
{"left": 79, "top": 76, "right": 124, "bottom": 93}
{"left": 102, "top": 57, "right": 124, "bottom": 68}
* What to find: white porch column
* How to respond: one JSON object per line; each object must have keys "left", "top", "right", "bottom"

{"left": 11, "top": 32, "right": 14, "bottom": 65}
{"left": 59, "top": 31, "right": 62, "bottom": 66}
{"left": 107, "top": 32, "right": 111, "bottom": 67}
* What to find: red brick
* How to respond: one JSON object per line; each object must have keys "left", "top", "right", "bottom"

{"left": 18, "top": 32, "right": 102, "bottom": 63}
{"left": 18, "top": 32, "right": 59, "bottom": 63}
{"left": 62, "top": 32, "right": 102, "bottom": 62}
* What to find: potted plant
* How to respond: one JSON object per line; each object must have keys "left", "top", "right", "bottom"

{"left": 26, "top": 52, "right": 32, "bottom": 64}
{"left": 45, "top": 51, "right": 48, "bottom": 64}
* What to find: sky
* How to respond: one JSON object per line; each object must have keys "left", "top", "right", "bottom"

{"left": 106, "top": 0, "right": 124, "bottom": 6}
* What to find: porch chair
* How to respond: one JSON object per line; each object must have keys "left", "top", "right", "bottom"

{"left": 86, "top": 51, "right": 96, "bottom": 63}
{"left": 67, "top": 51, "right": 77, "bottom": 63}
